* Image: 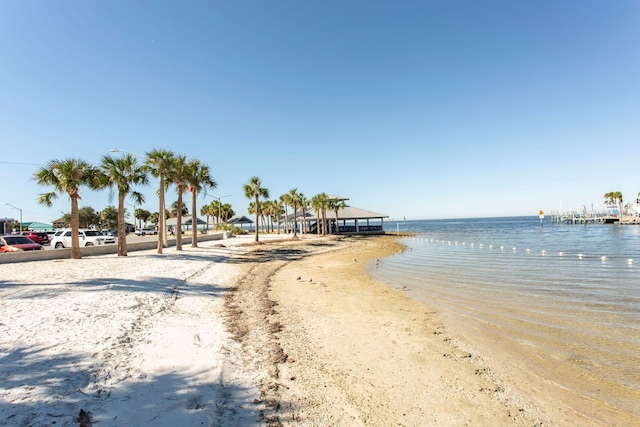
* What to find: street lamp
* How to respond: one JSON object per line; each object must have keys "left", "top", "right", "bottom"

{"left": 6, "top": 203, "right": 22, "bottom": 232}
{"left": 125, "top": 201, "right": 139, "bottom": 230}
{"left": 110, "top": 148, "right": 166, "bottom": 254}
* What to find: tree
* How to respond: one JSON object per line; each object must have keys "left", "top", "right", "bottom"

{"left": 299, "top": 193, "right": 308, "bottom": 234}
{"left": 149, "top": 212, "right": 159, "bottom": 227}
{"left": 279, "top": 193, "right": 291, "bottom": 234}
{"left": 271, "top": 199, "right": 283, "bottom": 234}
{"left": 243, "top": 176, "right": 269, "bottom": 242}
{"left": 78, "top": 206, "right": 100, "bottom": 228}
{"left": 186, "top": 159, "right": 217, "bottom": 247}
{"left": 220, "top": 203, "right": 234, "bottom": 223}
{"left": 200, "top": 202, "right": 216, "bottom": 230}
{"left": 311, "top": 193, "right": 329, "bottom": 235}
{"left": 100, "top": 206, "right": 119, "bottom": 229}
{"left": 169, "top": 201, "right": 189, "bottom": 217}
{"left": 168, "top": 154, "right": 189, "bottom": 251}
{"left": 135, "top": 208, "right": 152, "bottom": 229}
{"left": 604, "top": 191, "right": 623, "bottom": 216}
{"left": 146, "top": 149, "right": 175, "bottom": 254}
{"left": 287, "top": 188, "right": 301, "bottom": 238}
{"left": 34, "top": 158, "right": 102, "bottom": 259}
{"left": 328, "top": 197, "right": 346, "bottom": 234}
{"left": 98, "top": 154, "right": 148, "bottom": 256}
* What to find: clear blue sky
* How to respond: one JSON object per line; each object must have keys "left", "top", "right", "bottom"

{"left": 1, "top": 1, "right": 639, "bottom": 223}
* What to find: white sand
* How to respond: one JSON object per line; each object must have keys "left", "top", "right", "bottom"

{"left": 0, "top": 234, "right": 285, "bottom": 427}
{"left": 5, "top": 233, "right": 622, "bottom": 426}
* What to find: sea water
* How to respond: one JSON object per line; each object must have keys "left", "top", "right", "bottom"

{"left": 372, "top": 216, "right": 640, "bottom": 421}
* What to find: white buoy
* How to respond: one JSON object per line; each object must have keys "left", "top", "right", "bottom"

{"left": 559, "top": 252, "right": 564, "bottom": 257}
{"left": 489, "top": 245, "right": 493, "bottom": 249}
{"left": 628, "top": 259, "right": 633, "bottom": 264}
{"left": 541, "top": 250, "right": 546, "bottom": 255}
{"left": 578, "top": 254, "right": 584, "bottom": 259}
{"left": 513, "top": 247, "right": 517, "bottom": 252}
{"left": 501, "top": 246, "right": 504, "bottom": 250}
{"left": 601, "top": 256, "right": 607, "bottom": 261}
{"left": 526, "top": 248, "right": 530, "bottom": 253}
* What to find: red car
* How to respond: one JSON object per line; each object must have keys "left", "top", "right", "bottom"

{"left": 20, "top": 231, "right": 50, "bottom": 245}
{"left": 0, "top": 235, "right": 44, "bottom": 253}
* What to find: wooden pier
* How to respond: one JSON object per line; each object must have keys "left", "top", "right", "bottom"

{"left": 550, "top": 211, "right": 639, "bottom": 225}
{"left": 551, "top": 211, "right": 610, "bottom": 224}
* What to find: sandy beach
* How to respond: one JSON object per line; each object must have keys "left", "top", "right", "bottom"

{"left": 1, "top": 233, "right": 563, "bottom": 426}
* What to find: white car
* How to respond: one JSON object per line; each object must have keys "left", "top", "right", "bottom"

{"left": 50, "top": 229, "right": 116, "bottom": 248}
{"left": 135, "top": 228, "right": 158, "bottom": 236}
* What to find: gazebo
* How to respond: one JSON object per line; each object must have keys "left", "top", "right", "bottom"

{"left": 166, "top": 217, "right": 207, "bottom": 233}
{"left": 227, "top": 215, "right": 254, "bottom": 231}
{"left": 284, "top": 202, "right": 388, "bottom": 235}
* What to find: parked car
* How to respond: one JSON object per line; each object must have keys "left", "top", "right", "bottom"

{"left": 135, "top": 228, "right": 157, "bottom": 236}
{"left": 101, "top": 229, "right": 118, "bottom": 237}
{"left": 20, "top": 231, "right": 50, "bottom": 245}
{"left": 0, "top": 235, "right": 44, "bottom": 253}
{"left": 50, "top": 229, "right": 116, "bottom": 248}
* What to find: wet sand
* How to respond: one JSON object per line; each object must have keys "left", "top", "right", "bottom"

{"left": 228, "top": 235, "right": 548, "bottom": 425}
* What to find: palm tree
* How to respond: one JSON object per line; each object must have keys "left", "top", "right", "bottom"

{"left": 146, "top": 149, "right": 175, "bottom": 254}
{"left": 604, "top": 191, "right": 623, "bottom": 217}
{"left": 34, "top": 158, "right": 102, "bottom": 259}
{"left": 279, "top": 193, "right": 291, "bottom": 234}
{"left": 312, "top": 193, "right": 329, "bottom": 235}
{"left": 243, "top": 176, "right": 269, "bottom": 242}
{"left": 328, "top": 197, "right": 346, "bottom": 234}
{"left": 97, "top": 154, "right": 149, "bottom": 256}
{"left": 616, "top": 192, "right": 624, "bottom": 217}
{"left": 200, "top": 203, "right": 215, "bottom": 230}
{"left": 169, "top": 154, "right": 189, "bottom": 251}
{"left": 220, "top": 203, "right": 234, "bottom": 223}
{"left": 100, "top": 206, "right": 118, "bottom": 229}
{"left": 186, "top": 159, "right": 217, "bottom": 247}
{"left": 271, "top": 199, "right": 283, "bottom": 234}
{"left": 169, "top": 201, "right": 189, "bottom": 217}
{"left": 311, "top": 194, "right": 323, "bottom": 235}
{"left": 299, "top": 193, "right": 308, "bottom": 234}
{"left": 287, "top": 188, "right": 301, "bottom": 238}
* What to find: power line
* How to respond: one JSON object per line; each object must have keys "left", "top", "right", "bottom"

{"left": 0, "top": 160, "right": 44, "bottom": 166}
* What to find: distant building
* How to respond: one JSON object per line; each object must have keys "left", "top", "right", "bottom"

{"left": 284, "top": 195, "right": 388, "bottom": 235}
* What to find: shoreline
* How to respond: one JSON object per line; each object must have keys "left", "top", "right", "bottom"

{"left": 226, "top": 234, "right": 548, "bottom": 426}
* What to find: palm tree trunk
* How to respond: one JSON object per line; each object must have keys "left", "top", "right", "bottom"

{"left": 292, "top": 202, "right": 298, "bottom": 238}
{"left": 70, "top": 196, "right": 82, "bottom": 259}
{"left": 191, "top": 190, "right": 198, "bottom": 247}
{"left": 176, "top": 192, "right": 183, "bottom": 251}
{"left": 117, "top": 191, "right": 127, "bottom": 256}
{"left": 157, "top": 171, "right": 165, "bottom": 254}
{"left": 254, "top": 195, "right": 260, "bottom": 242}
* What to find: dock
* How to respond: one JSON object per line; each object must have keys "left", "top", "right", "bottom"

{"left": 550, "top": 211, "right": 639, "bottom": 225}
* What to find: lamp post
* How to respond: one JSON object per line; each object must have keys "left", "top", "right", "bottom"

{"left": 126, "top": 202, "right": 138, "bottom": 230}
{"left": 110, "top": 148, "right": 166, "bottom": 253}
{"left": 6, "top": 203, "right": 22, "bottom": 232}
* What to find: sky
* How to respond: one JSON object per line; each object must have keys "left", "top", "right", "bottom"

{"left": 1, "top": 1, "right": 639, "bottom": 223}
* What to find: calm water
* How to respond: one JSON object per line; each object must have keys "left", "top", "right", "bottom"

{"left": 372, "top": 216, "right": 640, "bottom": 421}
